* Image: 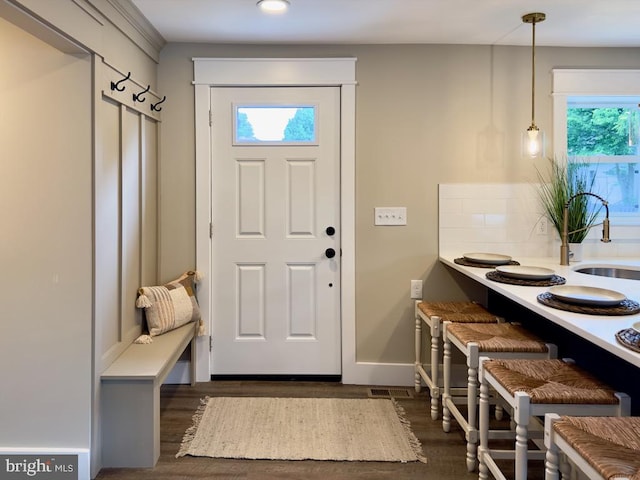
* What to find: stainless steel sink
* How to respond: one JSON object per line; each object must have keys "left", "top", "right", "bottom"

{"left": 574, "top": 266, "right": 640, "bottom": 280}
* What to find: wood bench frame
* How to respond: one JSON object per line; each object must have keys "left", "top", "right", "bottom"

{"left": 101, "top": 322, "right": 197, "bottom": 468}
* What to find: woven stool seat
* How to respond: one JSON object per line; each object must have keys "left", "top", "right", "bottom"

{"left": 478, "top": 358, "right": 630, "bottom": 480}
{"left": 442, "top": 323, "right": 555, "bottom": 471}
{"left": 553, "top": 416, "right": 640, "bottom": 480}
{"left": 414, "top": 300, "right": 501, "bottom": 421}
{"left": 483, "top": 358, "right": 619, "bottom": 405}
{"left": 417, "top": 301, "right": 498, "bottom": 323}
{"left": 447, "top": 323, "right": 549, "bottom": 353}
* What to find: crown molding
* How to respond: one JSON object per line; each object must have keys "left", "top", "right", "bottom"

{"left": 94, "top": 0, "right": 165, "bottom": 61}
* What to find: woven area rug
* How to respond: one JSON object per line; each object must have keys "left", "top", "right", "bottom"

{"left": 176, "top": 397, "right": 426, "bottom": 463}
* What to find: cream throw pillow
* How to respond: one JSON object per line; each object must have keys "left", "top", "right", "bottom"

{"left": 135, "top": 270, "right": 204, "bottom": 340}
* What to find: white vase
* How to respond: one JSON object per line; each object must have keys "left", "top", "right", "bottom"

{"left": 569, "top": 242, "right": 583, "bottom": 262}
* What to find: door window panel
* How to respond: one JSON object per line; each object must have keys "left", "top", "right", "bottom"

{"left": 234, "top": 105, "right": 317, "bottom": 145}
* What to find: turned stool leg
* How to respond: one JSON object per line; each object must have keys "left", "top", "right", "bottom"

{"left": 465, "top": 343, "right": 479, "bottom": 472}
{"left": 429, "top": 316, "right": 441, "bottom": 420}
{"left": 545, "top": 447, "right": 560, "bottom": 480}
{"left": 442, "top": 327, "right": 452, "bottom": 432}
{"left": 478, "top": 373, "right": 491, "bottom": 480}
{"left": 514, "top": 392, "right": 531, "bottom": 480}
{"left": 558, "top": 459, "right": 572, "bottom": 480}
{"left": 544, "top": 414, "right": 561, "bottom": 480}
{"left": 414, "top": 313, "right": 422, "bottom": 393}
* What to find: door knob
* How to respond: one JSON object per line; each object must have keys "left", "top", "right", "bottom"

{"left": 326, "top": 226, "right": 336, "bottom": 236}
{"left": 325, "top": 248, "right": 336, "bottom": 259}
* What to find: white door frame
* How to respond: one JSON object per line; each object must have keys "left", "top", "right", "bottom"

{"left": 193, "top": 57, "right": 358, "bottom": 382}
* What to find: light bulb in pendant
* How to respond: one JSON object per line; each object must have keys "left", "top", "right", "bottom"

{"left": 523, "top": 125, "right": 545, "bottom": 158}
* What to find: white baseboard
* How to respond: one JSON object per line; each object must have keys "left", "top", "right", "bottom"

{"left": 342, "top": 361, "right": 469, "bottom": 388}
{"left": 343, "top": 362, "right": 415, "bottom": 386}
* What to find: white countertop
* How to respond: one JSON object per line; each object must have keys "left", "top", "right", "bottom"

{"left": 439, "top": 253, "right": 640, "bottom": 368}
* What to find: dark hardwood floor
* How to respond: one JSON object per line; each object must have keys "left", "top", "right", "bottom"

{"left": 96, "top": 380, "right": 543, "bottom": 480}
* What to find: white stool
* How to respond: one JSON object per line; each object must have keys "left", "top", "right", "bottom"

{"left": 544, "top": 414, "right": 640, "bottom": 480}
{"left": 414, "top": 300, "right": 500, "bottom": 420}
{"left": 442, "top": 322, "right": 557, "bottom": 471}
{"left": 478, "top": 358, "right": 630, "bottom": 480}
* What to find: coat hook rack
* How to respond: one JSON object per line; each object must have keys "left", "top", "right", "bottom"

{"left": 133, "top": 85, "right": 150, "bottom": 103}
{"left": 150, "top": 96, "right": 166, "bottom": 112}
{"left": 110, "top": 71, "right": 131, "bottom": 92}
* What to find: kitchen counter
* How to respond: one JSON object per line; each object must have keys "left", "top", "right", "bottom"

{"left": 439, "top": 254, "right": 640, "bottom": 368}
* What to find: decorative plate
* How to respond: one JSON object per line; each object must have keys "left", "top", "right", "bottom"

{"left": 495, "top": 265, "right": 555, "bottom": 280}
{"left": 462, "top": 253, "right": 512, "bottom": 265}
{"left": 632, "top": 321, "right": 640, "bottom": 332}
{"left": 547, "top": 285, "right": 627, "bottom": 307}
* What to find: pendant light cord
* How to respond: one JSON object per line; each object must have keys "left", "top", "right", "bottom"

{"left": 531, "top": 19, "right": 536, "bottom": 127}
{"left": 522, "top": 12, "right": 545, "bottom": 129}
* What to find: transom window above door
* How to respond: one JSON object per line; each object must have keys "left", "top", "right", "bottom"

{"left": 233, "top": 104, "right": 318, "bottom": 145}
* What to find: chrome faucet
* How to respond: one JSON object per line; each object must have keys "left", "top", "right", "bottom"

{"left": 560, "top": 192, "right": 610, "bottom": 265}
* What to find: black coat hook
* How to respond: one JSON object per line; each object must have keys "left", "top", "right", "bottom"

{"left": 150, "top": 96, "right": 166, "bottom": 112}
{"left": 133, "top": 85, "right": 150, "bottom": 103}
{"left": 110, "top": 71, "right": 131, "bottom": 92}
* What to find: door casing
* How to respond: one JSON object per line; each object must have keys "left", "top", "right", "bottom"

{"left": 193, "top": 57, "right": 358, "bottom": 382}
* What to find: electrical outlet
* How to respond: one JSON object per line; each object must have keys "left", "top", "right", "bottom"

{"left": 410, "top": 279, "right": 423, "bottom": 299}
{"left": 536, "top": 217, "right": 548, "bottom": 235}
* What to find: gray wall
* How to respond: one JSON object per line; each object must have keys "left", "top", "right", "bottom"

{"left": 158, "top": 43, "right": 640, "bottom": 365}
{"left": 0, "top": 15, "right": 92, "bottom": 447}
{"left": 0, "top": 1, "right": 162, "bottom": 476}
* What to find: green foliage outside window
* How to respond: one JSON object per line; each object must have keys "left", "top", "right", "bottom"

{"left": 567, "top": 108, "right": 637, "bottom": 156}
{"left": 236, "top": 112, "right": 256, "bottom": 141}
{"left": 284, "top": 108, "right": 315, "bottom": 142}
{"left": 567, "top": 107, "right": 639, "bottom": 213}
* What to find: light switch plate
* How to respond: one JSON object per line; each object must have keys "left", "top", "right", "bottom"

{"left": 374, "top": 207, "right": 407, "bottom": 226}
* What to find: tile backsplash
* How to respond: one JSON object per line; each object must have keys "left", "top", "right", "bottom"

{"left": 439, "top": 183, "right": 640, "bottom": 259}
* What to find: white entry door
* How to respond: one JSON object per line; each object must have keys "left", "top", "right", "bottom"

{"left": 210, "top": 86, "right": 341, "bottom": 375}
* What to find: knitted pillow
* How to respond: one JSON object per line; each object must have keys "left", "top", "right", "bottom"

{"left": 135, "top": 270, "right": 203, "bottom": 340}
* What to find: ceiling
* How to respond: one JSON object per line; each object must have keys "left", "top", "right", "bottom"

{"left": 130, "top": 0, "right": 640, "bottom": 48}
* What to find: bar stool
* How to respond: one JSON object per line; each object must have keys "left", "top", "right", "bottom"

{"left": 544, "top": 414, "right": 640, "bottom": 480}
{"left": 414, "top": 300, "right": 501, "bottom": 420}
{"left": 478, "top": 358, "right": 630, "bottom": 480}
{"left": 442, "top": 322, "right": 557, "bottom": 471}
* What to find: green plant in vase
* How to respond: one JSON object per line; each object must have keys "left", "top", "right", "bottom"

{"left": 536, "top": 158, "right": 603, "bottom": 244}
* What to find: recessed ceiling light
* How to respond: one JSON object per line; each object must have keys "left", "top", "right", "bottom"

{"left": 257, "top": 0, "right": 290, "bottom": 14}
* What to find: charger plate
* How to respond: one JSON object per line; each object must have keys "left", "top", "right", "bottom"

{"left": 537, "top": 292, "right": 640, "bottom": 316}
{"left": 486, "top": 271, "right": 565, "bottom": 287}
{"left": 615, "top": 328, "right": 640, "bottom": 353}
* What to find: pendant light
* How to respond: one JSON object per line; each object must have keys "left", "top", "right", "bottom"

{"left": 522, "top": 12, "right": 546, "bottom": 158}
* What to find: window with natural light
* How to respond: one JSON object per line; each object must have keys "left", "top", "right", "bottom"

{"left": 234, "top": 105, "right": 317, "bottom": 145}
{"left": 567, "top": 97, "right": 640, "bottom": 215}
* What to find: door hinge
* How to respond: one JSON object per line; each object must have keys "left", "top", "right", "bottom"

{"left": 209, "top": 336, "right": 212, "bottom": 352}
{"left": 209, "top": 110, "right": 212, "bottom": 126}
{"left": 209, "top": 222, "right": 213, "bottom": 238}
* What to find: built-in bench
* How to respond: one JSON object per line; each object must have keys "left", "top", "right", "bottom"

{"left": 101, "top": 322, "right": 197, "bottom": 468}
